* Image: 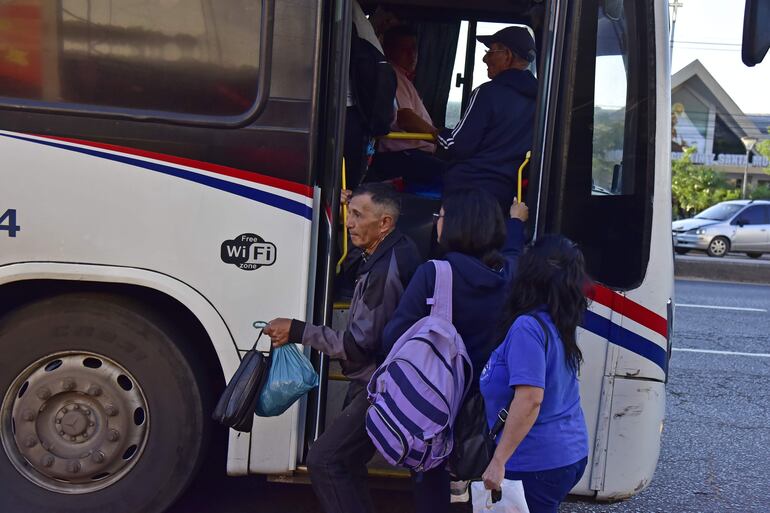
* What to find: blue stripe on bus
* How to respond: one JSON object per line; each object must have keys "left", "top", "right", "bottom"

{"left": 1, "top": 133, "right": 313, "bottom": 221}
{"left": 583, "top": 310, "right": 668, "bottom": 373}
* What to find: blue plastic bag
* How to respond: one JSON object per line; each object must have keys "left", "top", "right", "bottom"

{"left": 255, "top": 344, "right": 319, "bottom": 417}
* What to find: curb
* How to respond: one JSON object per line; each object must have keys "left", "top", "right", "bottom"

{"left": 675, "top": 257, "right": 770, "bottom": 284}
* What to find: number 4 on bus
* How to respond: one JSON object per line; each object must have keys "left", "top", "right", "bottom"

{"left": 0, "top": 209, "right": 20, "bottom": 237}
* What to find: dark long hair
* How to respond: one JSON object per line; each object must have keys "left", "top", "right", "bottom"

{"left": 439, "top": 188, "right": 506, "bottom": 269}
{"left": 500, "top": 235, "right": 589, "bottom": 371}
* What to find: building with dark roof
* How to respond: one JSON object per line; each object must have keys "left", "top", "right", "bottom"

{"left": 671, "top": 60, "right": 769, "bottom": 189}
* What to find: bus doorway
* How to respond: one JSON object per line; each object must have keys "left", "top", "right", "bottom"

{"left": 305, "top": 0, "right": 545, "bottom": 485}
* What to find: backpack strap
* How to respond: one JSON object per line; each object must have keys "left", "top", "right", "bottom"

{"left": 527, "top": 313, "right": 550, "bottom": 353}
{"left": 427, "top": 260, "right": 453, "bottom": 322}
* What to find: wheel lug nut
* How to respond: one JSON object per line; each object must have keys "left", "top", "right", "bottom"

{"left": 41, "top": 440, "right": 52, "bottom": 450}
{"left": 41, "top": 455, "right": 55, "bottom": 468}
{"left": 66, "top": 461, "right": 81, "bottom": 474}
{"left": 92, "top": 451, "right": 105, "bottom": 464}
{"left": 84, "top": 409, "right": 91, "bottom": 416}
{"left": 87, "top": 385, "right": 102, "bottom": 397}
{"left": 107, "top": 429, "right": 120, "bottom": 442}
{"left": 36, "top": 387, "right": 52, "bottom": 400}
{"left": 69, "top": 436, "right": 77, "bottom": 442}
{"left": 73, "top": 404, "right": 80, "bottom": 410}
{"left": 105, "top": 405, "right": 119, "bottom": 417}
{"left": 62, "top": 378, "right": 76, "bottom": 391}
{"left": 24, "top": 435, "right": 38, "bottom": 448}
{"left": 21, "top": 409, "right": 36, "bottom": 422}
{"left": 89, "top": 422, "right": 95, "bottom": 427}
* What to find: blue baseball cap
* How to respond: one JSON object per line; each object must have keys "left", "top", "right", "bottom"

{"left": 477, "top": 26, "right": 536, "bottom": 63}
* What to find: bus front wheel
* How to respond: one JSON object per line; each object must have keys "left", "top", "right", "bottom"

{"left": 0, "top": 293, "right": 211, "bottom": 513}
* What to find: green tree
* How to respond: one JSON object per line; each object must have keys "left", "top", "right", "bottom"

{"left": 755, "top": 127, "right": 770, "bottom": 175}
{"left": 749, "top": 184, "right": 770, "bottom": 200}
{"left": 672, "top": 147, "right": 740, "bottom": 219}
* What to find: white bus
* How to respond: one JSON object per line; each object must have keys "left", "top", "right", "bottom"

{"left": 1, "top": 1, "right": 764, "bottom": 511}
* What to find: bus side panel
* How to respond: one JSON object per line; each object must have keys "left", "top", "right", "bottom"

{"left": 0, "top": 130, "right": 314, "bottom": 474}
{"left": 569, "top": 326, "right": 612, "bottom": 497}
{"left": 597, "top": 379, "right": 665, "bottom": 500}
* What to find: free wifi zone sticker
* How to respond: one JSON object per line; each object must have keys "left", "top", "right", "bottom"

{"left": 221, "top": 233, "right": 277, "bottom": 271}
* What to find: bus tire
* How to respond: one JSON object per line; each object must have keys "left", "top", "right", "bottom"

{"left": 0, "top": 293, "right": 211, "bottom": 513}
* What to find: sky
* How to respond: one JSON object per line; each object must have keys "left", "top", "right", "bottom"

{"left": 671, "top": 0, "right": 770, "bottom": 114}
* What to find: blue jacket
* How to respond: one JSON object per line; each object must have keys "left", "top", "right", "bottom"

{"left": 381, "top": 218, "right": 525, "bottom": 385}
{"left": 437, "top": 69, "right": 537, "bottom": 208}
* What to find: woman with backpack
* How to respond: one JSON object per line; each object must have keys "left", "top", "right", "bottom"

{"left": 480, "top": 235, "right": 590, "bottom": 513}
{"left": 380, "top": 187, "right": 528, "bottom": 513}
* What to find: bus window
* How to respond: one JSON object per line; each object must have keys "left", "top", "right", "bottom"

{"left": 445, "top": 21, "right": 536, "bottom": 128}
{"left": 0, "top": 0, "right": 263, "bottom": 119}
{"left": 445, "top": 21, "right": 470, "bottom": 128}
{"left": 591, "top": 0, "right": 635, "bottom": 196}
{"left": 592, "top": 53, "right": 627, "bottom": 195}
{"left": 546, "top": 0, "right": 654, "bottom": 288}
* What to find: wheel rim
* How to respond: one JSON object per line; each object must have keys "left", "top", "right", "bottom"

{"left": 710, "top": 239, "right": 727, "bottom": 256}
{"left": 1, "top": 352, "right": 150, "bottom": 494}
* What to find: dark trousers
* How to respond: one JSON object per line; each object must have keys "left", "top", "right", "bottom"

{"left": 306, "top": 382, "right": 376, "bottom": 513}
{"left": 411, "top": 466, "right": 451, "bottom": 513}
{"left": 504, "top": 457, "right": 588, "bottom": 513}
{"left": 344, "top": 107, "right": 368, "bottom": 189}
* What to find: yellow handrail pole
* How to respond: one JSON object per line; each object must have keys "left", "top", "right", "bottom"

{"left": 517, "top": 150, "right": 532, "bottom": 201}
{"left": 335, "top": 158, "right": 348, "bottom": 274}
{"left": 381, "top": 132, "right": 436, "bottom": 141}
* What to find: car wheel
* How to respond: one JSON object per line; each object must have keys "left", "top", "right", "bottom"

{"left": 746, "top": 252, "right": 762, "bottom": 259}
{"left": 0, "top": 294, "right": 212, "bottom": 513}
{"left": 706, "top": 236, "right": 730, "bottom": 257}
{"left": 675, "top": 248, "right": 689, "bottom": 255}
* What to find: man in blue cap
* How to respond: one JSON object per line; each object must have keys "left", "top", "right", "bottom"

{"left": 399, "top": 26, "right": 538, "bottom": 211}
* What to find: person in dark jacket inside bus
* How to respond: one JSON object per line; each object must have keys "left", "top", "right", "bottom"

{"left": 398, "top": 26, "right": 537, "bottom": 211}
{"left": 264, "top": 182, "right": 420, "bottom": 513}
{"left": 380, "top": 188, "right": 529, "bottom": 513}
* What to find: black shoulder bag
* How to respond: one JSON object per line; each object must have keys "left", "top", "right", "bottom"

{"left": 212, "top": 322, "right": 272, "bottom": 432}
{"left": 449, "top": 313, "right": 550, "bottom": 481}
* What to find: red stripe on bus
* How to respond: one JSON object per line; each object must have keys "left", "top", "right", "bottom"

{"left": 33, "top": 134, "right": 313, "bottom": 198}
{"left": 588, "top": 284, "right": 668, "bottom": 338}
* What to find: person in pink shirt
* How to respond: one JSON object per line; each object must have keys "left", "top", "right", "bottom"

{"left": 370, "top": 26, "right": 445, "bottom": 191}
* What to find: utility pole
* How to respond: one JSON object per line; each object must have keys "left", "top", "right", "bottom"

{"left": 740, "top": 137, "right": 758, "bottom": 199}
{"left": 670, "top": 0, "right": 684, "bottom": 60}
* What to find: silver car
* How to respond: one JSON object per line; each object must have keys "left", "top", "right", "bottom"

{"left": 672, "top": 200, "right": 770, "bottom": 258}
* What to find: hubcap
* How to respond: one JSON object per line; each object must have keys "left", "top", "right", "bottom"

{"left": 710, "top": 239, "right": 727, "bottom": 256}
{"left": 1, "top": 352, "right": 150, "bottom": 494}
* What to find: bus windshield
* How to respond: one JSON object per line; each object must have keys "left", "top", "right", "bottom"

{"left": 695, "top": 203, "right": 742, "bottom": 221}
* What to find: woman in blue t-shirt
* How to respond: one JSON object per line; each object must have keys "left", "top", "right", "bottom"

{"left": 381, "top": 188, "right": 528, "bottom": 513}
{"left": 480, "top": 235, "right": 590, "bottom": 513}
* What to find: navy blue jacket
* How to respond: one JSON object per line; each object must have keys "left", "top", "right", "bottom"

{"left": 437, "top": 69, "right": 537, "bottom": 209}
{"left": 381, "top": 218, "right": 525, "bottom": 386}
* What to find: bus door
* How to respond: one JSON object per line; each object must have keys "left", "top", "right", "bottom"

{"left": 534, "top": 0, "right": 670, "bottom": 498}
{"left": 304, "top": 0, "right": 544, "bottom": 475}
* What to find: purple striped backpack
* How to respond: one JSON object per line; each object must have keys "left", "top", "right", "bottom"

{"left": 366, "top": 260, "right": 472, "bottom": 472}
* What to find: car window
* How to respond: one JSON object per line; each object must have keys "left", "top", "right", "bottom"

{"left": 736, "top": 206, "right": 767, "bottom": 225}
{"left": 695, "top": 203, "right": 742, "bottom": 221}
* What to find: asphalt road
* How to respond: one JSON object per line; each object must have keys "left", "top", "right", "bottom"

{"left": 170, "top": 279, "right": 770, "bottom": 513}
{"left": 677, "top": 252, "right": 770, "bottom": 264}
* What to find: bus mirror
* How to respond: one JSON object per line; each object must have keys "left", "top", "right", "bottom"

{"left": 742, "top": 0, "right": 770, "bottom": 66}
